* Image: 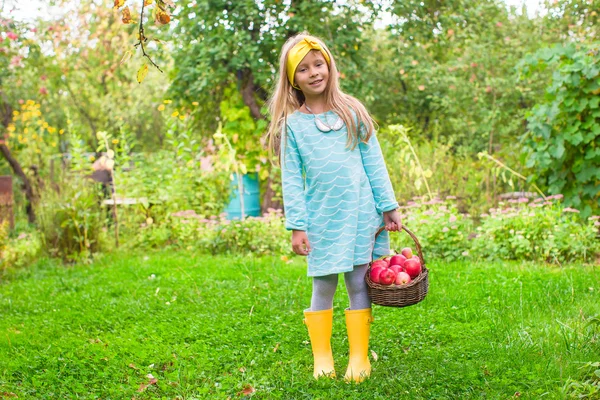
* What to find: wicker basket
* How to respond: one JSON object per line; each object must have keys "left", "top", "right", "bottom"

{"left": 365, "top": 225, "right": 429, "bottom": 307}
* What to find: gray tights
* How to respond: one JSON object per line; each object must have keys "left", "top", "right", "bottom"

{"left": 310, "top": 263, "right": 371, "bottom": 311}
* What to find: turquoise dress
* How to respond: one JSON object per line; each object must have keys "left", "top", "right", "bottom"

{"left": 281, "top": 110, "right": 399, "bottom": 277}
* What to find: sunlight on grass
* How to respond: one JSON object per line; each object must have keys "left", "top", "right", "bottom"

{"left": 0, "top": 253, "right": 598, "bottom": 398}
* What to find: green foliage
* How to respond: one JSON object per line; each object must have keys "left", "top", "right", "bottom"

{"left": 519, "top": 43, "right": 600, "bottom": 218}
{"left": 387, "top": 197, "right": 599, "bottom": 264}
{"left": 471, "top": 197, "right": 600, "bottom": 263}
{"left": 378, "top": 125, "right": 494, "bottom": 216}
{"left": 37, "top": 180, "right": 106, "bottom": 263}
{"left": 0, "top": 222, "right": 42, "bottom": 272}
{"left": 391, "top": 198, "right": 474, "bottom": 263}
{"left": 219, "top": 85, "right": 269, "bottom": 177}
{"left": 120, "top": 210, "right": 290, "bottom": 256}
{"left": 562, "top": 361, "right": 600, "bottom": 398}
{"left": 201, "top": 210, "right": 290, "bottom": 256}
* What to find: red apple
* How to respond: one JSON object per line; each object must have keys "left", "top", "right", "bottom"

{"left": 395, "top": 271, "right": 411, "bottom": 285}
{"left": 382, "top": 256, "right": 392, "bottom": 265}
{"left": 371, "top": 260, "right": 388, "bottom": 270}
{"left": 401, "top": 247, "right": 413, "bottom": 259}
{"left": 378, "top": 268, "right": 396, "bottom": 285}
{"left": 404, "top": 258, "right": 422, "bottom": 278}
{"left": 369, "top": 266, "right": 386, "bottom": 283}
{"left": 389, "top": 254, "right": 407, "bottom": 267}
{"left": 389, "top": 265, "right": 405, "bottom": 276}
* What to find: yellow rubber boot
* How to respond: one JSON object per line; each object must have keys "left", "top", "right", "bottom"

{"left": 344, "top": 308, "right": 374, "bottom": 383}
{"left": 303, "top": 309, "right": 336, "bottom": 379}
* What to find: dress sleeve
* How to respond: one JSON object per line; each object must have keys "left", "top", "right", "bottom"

{"left": 359, "top": 128, "right": 399, "bottom": 214}
{"left": 281, "top": 124, "right": 308, "bottom": 231}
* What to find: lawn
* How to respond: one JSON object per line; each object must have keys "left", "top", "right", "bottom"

{"left": 0, "top": 252, "right": 599, "bottom": 399}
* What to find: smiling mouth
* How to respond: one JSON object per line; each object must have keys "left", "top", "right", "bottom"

{"left": 310, "top": 79, "right": 323, "bottom": 86}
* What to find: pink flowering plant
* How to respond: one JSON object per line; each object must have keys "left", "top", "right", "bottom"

{"left": 390, "top": 196, "right": 474, "bottom": 262}
{"left": 200, "top": 209, "right": 291, "bottom": 256}
{"left": 470, "top": 195, "right": 600, "bottom": 263}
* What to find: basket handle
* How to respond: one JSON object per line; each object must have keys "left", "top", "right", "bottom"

{"left": 374, "top": 225, "right": 426, "bottom": 266}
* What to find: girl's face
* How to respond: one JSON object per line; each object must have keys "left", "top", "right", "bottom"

{"left": 293, "top": 50, "right": 329, "bottom": 98}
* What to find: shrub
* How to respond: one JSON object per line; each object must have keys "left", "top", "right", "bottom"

{"left": 37, "top": 180, "right": 107, "bottom": 263}
{"left": 0, "top": 224, "right": 42, "bottom": 271}
{"left": 471, "top": 196, "right": 599, "bottom": 263}
{"left": 390, "top": 197, "right": 474, "bottom": 262}
{"left": 200, "top": 210, "right": 290, "bottom": 256}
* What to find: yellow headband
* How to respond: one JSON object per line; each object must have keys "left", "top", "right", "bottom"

{"left": 286, "top": 37, "right": 331, "bottom": 89}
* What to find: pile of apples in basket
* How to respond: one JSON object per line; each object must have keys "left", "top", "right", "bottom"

{"left": 369, "top": 247, "right": 423, "bottom": 286}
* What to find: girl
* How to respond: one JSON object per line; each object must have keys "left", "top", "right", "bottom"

{"left": 266, "top": 33, "right": 402, "bottom": 383}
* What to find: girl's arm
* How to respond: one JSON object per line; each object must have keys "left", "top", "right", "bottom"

{"left": 358, "top": 129, "right": 399, "bottom": 214}
{"left": 281, "top": 125, "right": 308, "bottom": 231}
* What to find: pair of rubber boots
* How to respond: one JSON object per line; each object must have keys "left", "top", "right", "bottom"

{"left": 303, "top": 308, "right": 373, "bottom": 383}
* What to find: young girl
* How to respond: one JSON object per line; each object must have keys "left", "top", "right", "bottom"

{"left": 266, "top": 33, "right": 402, "bottom": 383}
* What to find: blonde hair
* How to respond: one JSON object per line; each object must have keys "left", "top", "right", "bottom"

{"left": 265, "top": 32, "right": 375, "bottom": 166}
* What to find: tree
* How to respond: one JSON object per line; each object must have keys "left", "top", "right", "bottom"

{"left": 169, "top": 0, "right": 381, "bottom": 211}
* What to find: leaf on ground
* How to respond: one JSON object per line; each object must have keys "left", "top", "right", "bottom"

{"left": 239, "top": 367, "right": 246, "bottom": 373}
{"left": 370, "top": 350, "right": 378, "bottom": 361}
{"left": 273, "top": 343, "right": 280, "bottom": 352}
{"left": 238, "top": 384, "right": 255, "bottom": 396}
{"left": 137, "top": 64, "right": 149, "bottom": 84}
{"left": 137, "top": 374, "right": 158, "bottom": 392}
{"left": 128, "top": 363, "right": 138, "bottom": 369}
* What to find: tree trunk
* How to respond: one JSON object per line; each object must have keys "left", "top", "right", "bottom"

{"left": 0, "top": 144, "right": 36, "bottom": 224}
{"left": 0, "top": 94, "right": 36, "bottom": 223}
{"left": 238, "top": 68, "right": 265, "bottom": 121}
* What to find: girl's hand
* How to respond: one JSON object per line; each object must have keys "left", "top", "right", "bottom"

{"left": 291, "top": 230, "right": 311, "bottom": 256}
{"left": 383, "top": 209, "right": 402, "bottom": 232}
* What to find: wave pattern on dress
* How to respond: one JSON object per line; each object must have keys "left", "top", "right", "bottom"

{"left": 281, "top": 111, "right": 399, "bottom": 276}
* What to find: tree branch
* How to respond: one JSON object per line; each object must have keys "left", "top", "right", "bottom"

{"left": 134, "top": 0, "right": 163, "bottom": 73}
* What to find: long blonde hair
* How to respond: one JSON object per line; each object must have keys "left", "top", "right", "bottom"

{"left": 265, "top": 32, "right": 375, "bottom": 166}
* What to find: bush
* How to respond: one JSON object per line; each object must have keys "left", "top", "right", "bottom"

{"left": 200, "top": 209, "right": 290, "bottom": 256}
{"left": 390, "top": 197, "right": 473, "bottom": 262}
{"left": 377, "top": 124, "right": 509, "bottom": 217}
{"left": 37, "top": 180, "right": 107, "bottom": 263}
{"left": 388, "top": 196, "right": 599, "bottom": 264}
{"left": 471, "top": 196, "right": 600, "bottom": 263}
{"left": 0, "top": 222, "right": 42, "bottom": 272}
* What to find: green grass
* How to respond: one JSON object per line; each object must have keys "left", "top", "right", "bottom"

{"left": 0, "top": 252, "right": 599, "bottom": 399}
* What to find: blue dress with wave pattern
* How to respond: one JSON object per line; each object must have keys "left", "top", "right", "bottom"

{"left": 281, "top": 110, "right": 399, "bottom": 277}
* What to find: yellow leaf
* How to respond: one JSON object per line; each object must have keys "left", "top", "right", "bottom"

{"left": 155, "top": 10, "right": 171, "bottom": 25}
{"left": 120, "top": 50, "right": 133, "bottom": 66}
{"left": 137, "top": 64, "right": 149, "bottom": 84}
{"left": 122, "top": 6, "right": 135, "bottom": 24}
{"left": 144, "top": 0, "right": 153, "bottom": 4}
{"left": 114, "top": 0, "right": 125, "bottom": 8}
